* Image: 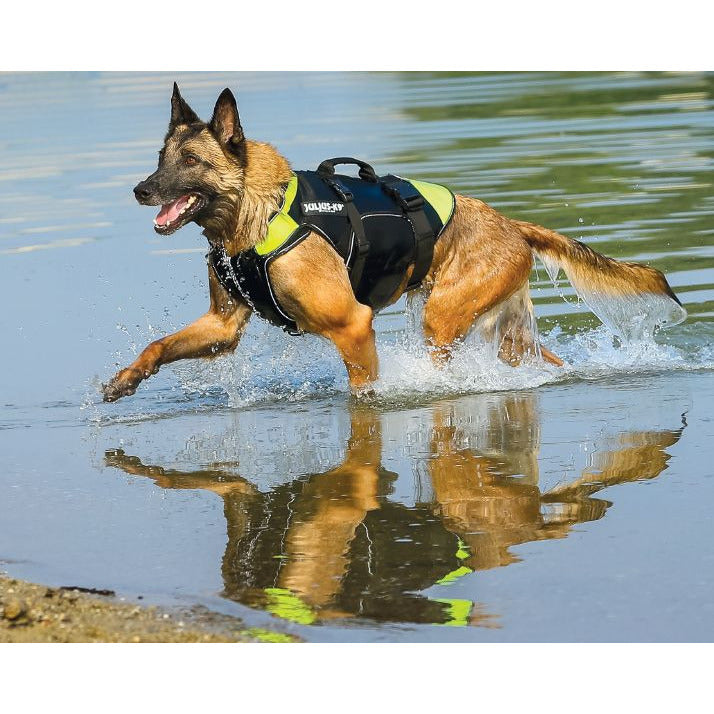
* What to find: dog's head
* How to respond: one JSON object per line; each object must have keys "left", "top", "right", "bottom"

{"left": 134, "top": 84, "right": 247, "bottom": 236}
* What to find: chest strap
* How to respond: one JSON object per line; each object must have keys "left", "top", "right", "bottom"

{"left": 208, "top": 229, "right": 309, "bottom": 336}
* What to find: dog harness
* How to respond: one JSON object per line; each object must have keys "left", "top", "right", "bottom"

{"left": 209, "top": 157, "right": 455, "bottom": 334}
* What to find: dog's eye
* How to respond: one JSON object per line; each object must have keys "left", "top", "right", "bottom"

{"left": 184, "top": 155, "right": 198, "bottom": 167}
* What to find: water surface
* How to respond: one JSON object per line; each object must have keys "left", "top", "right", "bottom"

{"left": 1, "top": 72, "right": 713, "bottom": 641}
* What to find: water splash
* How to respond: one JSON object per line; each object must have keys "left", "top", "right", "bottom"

{"left": 85, "top": 290, "right": 714, "bottom": 423}
{"left": 536, "top": 255, "right": 687, "bottom": 341}
{"left": 156, "top": 318, "right": 714, "bottom": 411}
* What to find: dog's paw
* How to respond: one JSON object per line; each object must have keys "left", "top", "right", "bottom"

{"left": 102, "top": 369, "right": 142, "bottom": 402}
{"left": 350, "top": 385, "right": 377, "bottom": 401}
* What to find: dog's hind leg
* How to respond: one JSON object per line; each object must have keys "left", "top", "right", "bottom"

{"left": 540, "top": 346, "right": 563, "bottom": 367}
{"left": 478, "top": 284, "right": 539, "bottom": 366}
{"left": 476, "top": 283, "right": 563, "bottom": 367}
{"left": 422, "top": 252, "right": 534, "bottom": 366}
{"left": 422, "top": 195, "right": 563, "bottom": 367}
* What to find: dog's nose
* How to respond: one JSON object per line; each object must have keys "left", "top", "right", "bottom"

{"left": 133, "top": 181, "right": 152, "bottom": 203}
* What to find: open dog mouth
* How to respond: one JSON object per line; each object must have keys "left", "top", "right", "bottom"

{"left": 153, "top": 193, "right": 206, "bottom": 235}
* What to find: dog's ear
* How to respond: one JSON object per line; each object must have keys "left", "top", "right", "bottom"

{"left": 209, "top": 88, "right": 245, "bottom": 153}
{"left": 170, "top": 82, "right": 200, "bottom": 128}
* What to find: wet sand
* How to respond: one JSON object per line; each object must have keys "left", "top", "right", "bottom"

{"left": 0, "top": 575, "right": 297, "bottom": 643}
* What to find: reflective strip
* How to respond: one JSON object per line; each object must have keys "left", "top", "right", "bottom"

{"left": 432, "top": 598, "right": 472, "bottom": 627}
{"left": 244, "top": 628, "right": 296, "bottom": 643}
{"left": 254, "top": 176, "right": 299, "bottom": 256}
{"left": 455, "top": 538, "right": 470, "bottom": 561}
{"left": 435, "top": 538, "right": 473, "bottom": 585}
{"left": 408, "top": 178, "right": 455, "bottom": 226}
{"left": 435, "top": 565, "right": 473, "bottom": 586}
{"left": 264, "top": 587, "right": 316, "bottom": 625}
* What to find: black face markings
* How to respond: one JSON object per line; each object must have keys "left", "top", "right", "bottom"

{"left": 136, "top": 85, "right": 249, "bottom": 227}
{"left": 181, "top": 123, "right": 208, "bottom": 141}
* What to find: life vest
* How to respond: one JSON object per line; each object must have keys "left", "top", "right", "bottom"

{"left": 209, "top": 157, "right": 455, "bottom": 335}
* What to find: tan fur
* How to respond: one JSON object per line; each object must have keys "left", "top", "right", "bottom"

{"left": 543, "top": 426, "right": 683, "bottom": 502}
{"left": 513, "top": 218, "right": 682, "bottom": 301}
{"left": 103, "top": 92, "right": 683, "bottom": 402}
{"left": 269, "top": 234, "right": 379, "bottom": 388}
{"left": 197, "top": 139, "right": 292, "bottom": 255}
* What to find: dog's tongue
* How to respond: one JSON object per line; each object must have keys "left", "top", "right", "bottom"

{"left": 156, "top": 195, "right": 191, "bottom": 226}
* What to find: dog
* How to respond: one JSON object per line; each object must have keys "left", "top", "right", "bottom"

{"left": 102, "top": 84, "right": 686, "bottom": 403}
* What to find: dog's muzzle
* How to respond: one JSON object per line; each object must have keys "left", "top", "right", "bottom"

{"left": 133, "top": 179, "right": 159, "bottom": 205}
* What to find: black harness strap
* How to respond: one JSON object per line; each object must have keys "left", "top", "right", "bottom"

{"left": 317, "top": 158, "right": 378, "bottom": 292}
{"left": 208, "top": 245, "right": 237, "bottom": 299}
{"left": 323, "top": 177, "right": 370, "bottom": 291}
{"left": 380, "top": 175, "right": 435, "bottom": 289}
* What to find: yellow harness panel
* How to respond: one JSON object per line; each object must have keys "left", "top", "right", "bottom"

{"left": 407, "top": 179, "right": 455, "bottom": 226}
{"left": 255, "top": 174, "right": 454, "bottom": 257}
{"left": 255, "top": 175, "right": 299, "bottom": 256}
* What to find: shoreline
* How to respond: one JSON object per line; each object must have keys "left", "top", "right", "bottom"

{"left": 0, "top": 575, "right": 298, "bottom": 643}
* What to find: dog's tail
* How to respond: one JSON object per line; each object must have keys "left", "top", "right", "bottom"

{"left": 513, "top": 219, "right": 686, "bottom": 339}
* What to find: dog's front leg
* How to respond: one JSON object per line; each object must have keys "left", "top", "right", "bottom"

{"left": 103, "top": 267, "right": 251, "bottom": 402}
{"left": 269, "top": 233, "right": 379, "bottom": 393}
{"left": 102, "top": 307, "right": 250, "bottom": 402}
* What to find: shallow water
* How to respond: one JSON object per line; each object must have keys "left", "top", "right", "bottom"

{"left": 1, "top": 72, "right": 713, "bottom": 641}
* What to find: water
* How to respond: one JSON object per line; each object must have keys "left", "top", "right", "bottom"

{"left": 1, "top": 72, "right": 713, "bottom": 641}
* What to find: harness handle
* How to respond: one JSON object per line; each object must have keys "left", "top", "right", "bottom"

{"left": 316, "top": 157, "right": 379, "bottom": 183}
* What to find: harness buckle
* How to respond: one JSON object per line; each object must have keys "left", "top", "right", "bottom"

{"left": 400, "top": 193, "right": 425, "bottom": 211}
{"left": 324, "top": 178, "right": 353, "bottom": 203}
{"left": 382, "top": 180, "right": 424, "bottom": 212}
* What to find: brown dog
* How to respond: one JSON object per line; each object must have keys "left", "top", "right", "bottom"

{"left": 102, "top": 85, "right": 686, "bottom": 402}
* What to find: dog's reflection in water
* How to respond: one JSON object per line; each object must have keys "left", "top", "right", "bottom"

{"left": 105, "top": 394, "right": 685, "bottom": 627}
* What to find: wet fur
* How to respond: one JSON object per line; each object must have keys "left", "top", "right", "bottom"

{"left": 102, "top": 86, "right": 685, "bottom": 402}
